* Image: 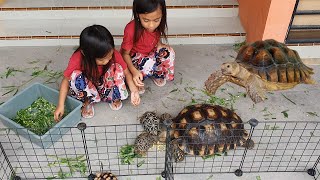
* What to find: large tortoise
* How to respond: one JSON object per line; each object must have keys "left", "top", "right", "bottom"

{"left": 205, "top": 39, "right": 315, "bottom": 103}
{"left": 135, "top": 104, "right": 254, "bottom": 162}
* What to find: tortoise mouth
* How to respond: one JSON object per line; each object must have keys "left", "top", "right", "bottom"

{"left": 221, "top": 67, "right": 232, "bottom": 75}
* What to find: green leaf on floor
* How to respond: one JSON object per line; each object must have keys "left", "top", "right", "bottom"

{"left": 0, "top": 67, "right": 24, "bottom": 79}
{"left": 169, "top": 88, "right": 178, "bottom": 93}
{"left": 281, "top": 110, "right": 289, "bottom": 118}
{"left": 119, "top": 145, "right": 142, "bottom": 165}
{"left": 137, "top": 160, "right": 145, "bottom": 167}
{"left": 256, "top": 175, "right": 262, "bottom": 180}
{"left": 206, "top": 174, "right": 214, "bottom": 179}
{"left": 161, "top": 101, "right": 168, "bottom": 109}
{"left": 28, "top": 59, "right": 40, "bottom": 64}
{"left": 264, "top": 125, "right": 280, "bottom": 130}
{"left": 281, "top": 93, "right": 296, "bottom": 105}
{"left": 233, "top": 41, "right": 246, "bottom": 52}
{"left": 306, "top": 112, "right": 319, "bottom": 117}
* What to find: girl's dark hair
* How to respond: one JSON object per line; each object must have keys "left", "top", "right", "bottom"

{"left": 77, "top": 25, "right": 115, "bottom": 85}
{"left": 132, "top": 0, "right": 167, "bottom": 43}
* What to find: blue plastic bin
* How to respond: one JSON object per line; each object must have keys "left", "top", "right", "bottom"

{"left": 0, "top": 83, "right": 82, "bottom": 148}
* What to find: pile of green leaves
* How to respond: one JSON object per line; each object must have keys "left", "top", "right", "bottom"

{"left": 14, "top": 97, "right": 65, "bottom": 136}
{"left": 233, "top": 41, "right": 246, "bottom": 52}
{"left": 119, "top": 145, "right": 142, "bottom": 165}
{"left": 46, "top": 155, "right": 87, "bottom": 179}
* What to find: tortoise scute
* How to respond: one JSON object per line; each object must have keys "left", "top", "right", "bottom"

{"left": 278, "top": 65, "right": 288, "bottom": 83}
{"left": 265, "top": 39, "right": 280, "bottom": 46}
{"left": 270, "top": 47, "right": 288, "bottom": 64}
{"left": 251, "top": 49, "right": 273, "bottom": 67}
{"left": 286, "top": 64, "right": 295, "bottom": 83}
{"left": 267, "top": 66, "right": 278, "bottom": 82}
{"left": 236, "top": 45, "right": 255, "bottom": 62}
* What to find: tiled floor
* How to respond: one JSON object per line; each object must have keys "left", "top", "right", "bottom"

{"left": 0, "top": 45, "right": 319, "bottom": 180}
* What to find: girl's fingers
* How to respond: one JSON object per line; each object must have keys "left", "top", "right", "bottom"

{"left": 54, "top": 112, "right": 61, "bottom": 122}
{"left": 135, "top": 78, "right": 144, "bottom": 86}
{"left": 133, "top": 78, "right": 142, "bottom": 86}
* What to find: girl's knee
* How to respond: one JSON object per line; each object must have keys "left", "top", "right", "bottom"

{"left": 167, "top": 46, "right": 175, "bottom": 57}
{"left": 70, "top": 70, "right": 83, "bottom": 80}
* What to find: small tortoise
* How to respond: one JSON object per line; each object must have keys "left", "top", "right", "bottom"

{"left": 134, "top": 132, "right": 158, "bottom": 155}
{"left": 134, "top": 112, "right": 171, "bottom": 155}
{"left": 136, "top": 104, "right": 253, "bottom": 162}
{"left": 205, "top": 39, "right": 315, "bottom": 103}
{"left": 90, "top": 172, "right": 117, "bottom": 180}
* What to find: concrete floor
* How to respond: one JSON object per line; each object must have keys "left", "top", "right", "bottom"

{"left": 0, "top": 45, "right": 319, "bottom": 180}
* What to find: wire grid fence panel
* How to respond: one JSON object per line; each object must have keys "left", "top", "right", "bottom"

{"left": 242, "top": 121, "right": 320, "bottom": 173}
{"left": 84, "top": 124, "right": 166, "bottom": 177}
{"left": 0, "top": 124, "right": 167, "bottom": 179}
{"left": 0, "top": 140, "right": 12, "bottom": 180}
{"left": 316, "top": 162, "right": 320, "bottom": 180}
{"left": 0, "top": 127, "right": 87, "bottom": 179}
{"left": 0, "top": 121, "right": 319, "bottom": 179}
{"left": 167, "top": 121, "right": 320, "bottom": 176}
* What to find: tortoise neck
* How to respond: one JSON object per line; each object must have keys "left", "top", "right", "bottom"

{"left": 235, "top": 66, "right": 251, "bottom": 80}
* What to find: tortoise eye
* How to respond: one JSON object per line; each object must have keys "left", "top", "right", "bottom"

{"left": 227, "top": 65, "right": 230, "bottom": 68}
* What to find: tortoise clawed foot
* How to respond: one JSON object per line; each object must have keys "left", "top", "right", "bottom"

{"left": 245, "top": 139, "right": 255, "bottom": 149}
{"left": 252, "top": 94, "right": 265, "bottom": 103}
{"left": 173, "top": 148, "right": 185, "bottom": 162}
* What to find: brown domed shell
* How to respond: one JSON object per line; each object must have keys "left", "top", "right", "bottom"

{"left": 236, "top": 39, "right": 314, "bottom": 83}
{"left": 171, "top": 104, "right": 248, "bottom": 156}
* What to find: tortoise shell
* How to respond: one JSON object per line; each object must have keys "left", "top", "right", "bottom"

{"left": 236, "top": 39, "right": 313, "bottom": 83}
{"left": 139, "top": 112, "right": 160, "bottom": 136}
{"left": 134, "top": 132, "right": 158, "bottom": 155}
{"left": 93, "top": 172, "right": 117, "bottom": 180}
{"left": 170, "top": 104, "right": 250, "bottom": 156}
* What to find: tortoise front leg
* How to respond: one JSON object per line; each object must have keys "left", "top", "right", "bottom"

{"left": 205, "top": 70, "right": 245, "bottom": 94}
{"left": 245, "top": 75, "right": 267, "bottom": 103}
{"left": 170, "top": 139, "right": 185, "bottom": 162}
{"left": 205, "top": 70, "right": 230, "bottom": 94}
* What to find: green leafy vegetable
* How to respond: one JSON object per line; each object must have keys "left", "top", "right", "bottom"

{"left": 14, "top": 97, "right": 68, "bottom": 136}
{"left": 119, "top": 145, "right": 142, "bottom": 165}
{"left": 46, "top": 155, "right": 86, "bottom": 179}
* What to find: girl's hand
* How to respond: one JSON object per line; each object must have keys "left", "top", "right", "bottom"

{"left": 132, "top": 70, "right": 144, "bottom": 87}
{"left": 54, "top": 105, "right": 64, "bottom": 122}
{"left": 157, "top": 43, "right": 169, "bottom": 52}
{"left": 131, "top": 91, "right": 140, "bottom": 106}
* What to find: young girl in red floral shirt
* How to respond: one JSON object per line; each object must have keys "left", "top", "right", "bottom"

{"left": 121, "top": 0, "right": 175, "bottom": 94}
{"left": 54, "top": 25, "right": 140, "bottom": 120}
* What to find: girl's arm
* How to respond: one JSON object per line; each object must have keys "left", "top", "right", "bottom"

{"left": 121, "top": 49, "right": 144, "bottom": 87}
{"left": 54, "top": 77, "right": 69, "bottom": 122}
{"left": 124, "top": 68, "right": 140, "bottom": 106}
{"left": 156, "top": 40, "right": 169, "bottom": 51}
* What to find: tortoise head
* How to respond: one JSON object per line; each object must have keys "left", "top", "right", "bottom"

{"left": 221, "top": 62, "right": 241, "bottom": 77}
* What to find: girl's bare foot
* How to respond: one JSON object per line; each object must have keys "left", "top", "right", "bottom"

{"left": 109, "top": 99, "right": 123, "bottom": 110}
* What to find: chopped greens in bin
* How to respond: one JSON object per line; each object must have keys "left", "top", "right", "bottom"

{"left": 13, "top": 97, "right": 69, "bottom": 136}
